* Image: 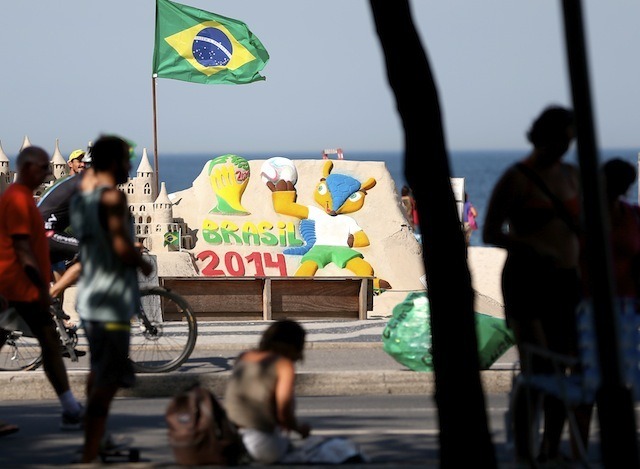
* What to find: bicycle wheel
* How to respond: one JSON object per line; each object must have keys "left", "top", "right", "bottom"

{"left": 0, "top": 330, "right": 42, "bottom": 371}
{"left": 129, "top": 286, "right": 197, "bottom": 373}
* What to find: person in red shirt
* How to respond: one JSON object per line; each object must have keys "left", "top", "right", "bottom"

{"left": 601, "top": 158, "right": 640, "bottom": 299}
{"left": 575, "top": 158, "right": 640, "bottom": 453}
{"left": 580, "top": 158, "right": 640, "bottom": 301}
{"left": 0, "top": 146, "right": 83, "bottom": 432}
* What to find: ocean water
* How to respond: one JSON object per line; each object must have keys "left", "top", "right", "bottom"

{"left": 145, "top": 148, "right": 640, "bottom": 247}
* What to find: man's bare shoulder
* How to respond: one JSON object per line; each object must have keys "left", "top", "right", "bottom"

{"left": 100, "top": 187, "right": 127, "bottom": 208}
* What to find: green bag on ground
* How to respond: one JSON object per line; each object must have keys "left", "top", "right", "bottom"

{"left": 474, "top": 311, "right": 516, "bottom": 369}
{"left": 382, "top": 292, "right": 433, "bottom": 371}
{"left": 382, "top": 292, "right": 515, "bottom": 372}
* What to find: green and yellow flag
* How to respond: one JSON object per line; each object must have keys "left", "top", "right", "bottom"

{"left": 153, "top": 0, "right": 269, "bottom": 85}
{"left": 164, "top": 230, "right": 180, "bottom": 247}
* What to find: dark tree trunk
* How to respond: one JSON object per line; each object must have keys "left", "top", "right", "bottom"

{"left": 561, "top": 1, "right": 639, "bottom": 466}
{"left": 368, "top": 1, "right": 497, "bottom": 467}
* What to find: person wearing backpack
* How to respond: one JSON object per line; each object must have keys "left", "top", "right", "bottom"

{"left": 223, "top": 319, "right": 311, "bottom": 464}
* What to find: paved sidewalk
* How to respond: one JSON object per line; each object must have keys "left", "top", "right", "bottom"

{"left": 0, "top": 395, "right": 467, "bottom": 468}
{"left": 0, "top": 318, "right": 518, "bottom": 401}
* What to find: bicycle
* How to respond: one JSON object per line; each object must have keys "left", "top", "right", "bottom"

{"left": 0, "top": 285, "right": 198, "bottom": 373}
{"left": 502, "top": 298, "right": 640, "bottom": 467}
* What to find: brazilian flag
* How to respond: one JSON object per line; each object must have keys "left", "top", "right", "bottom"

{"left": 153, "top": 0, "right": 269, "bottom": 85}
{"left": 164, "top": 231, "right": 180, "bottom": 247}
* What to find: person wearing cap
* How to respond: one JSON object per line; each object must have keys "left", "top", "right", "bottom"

{"left": 38, "top": 148, "right": 93, "bottom": 302}
{"left": 67, "top": 149, "right": 86, "bottom": 176}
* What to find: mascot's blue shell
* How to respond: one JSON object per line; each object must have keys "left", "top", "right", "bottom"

{"left": 326, "top": 174, "right": 360, "bottom": 210}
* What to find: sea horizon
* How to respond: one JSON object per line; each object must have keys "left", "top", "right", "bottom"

{"left": 144, "top": 147, "right": 639, "bottom": 248}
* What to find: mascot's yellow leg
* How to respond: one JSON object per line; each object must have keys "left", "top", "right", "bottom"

{"left": 295, "top": 261, "right": 319, "bottom": 277}
{"left": 345, "top": 258, "right": 392, "bottom": 290}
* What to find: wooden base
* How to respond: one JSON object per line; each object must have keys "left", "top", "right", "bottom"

{"left": 161, "top": 276, "right": 374, "bottom": 321}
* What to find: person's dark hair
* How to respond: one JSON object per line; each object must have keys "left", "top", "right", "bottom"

{"left": 258, "top": 319, "right": 306, "bottom": 361}
{"left": 401, "top": 185, "right": 411, "bottom": 197}
{"left": 603, "top": 157, "right": 636, "bottom": 200}
{"left": 90, "top": 135, "right": 129, "bottom": 171}
{"left": 526, "top": 105, "right": 575, "bottom": 147}
{"left": 16, "top": 146, "right": 48, "bottom": 170}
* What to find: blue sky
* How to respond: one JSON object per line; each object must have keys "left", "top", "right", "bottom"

{"left": 1, "top": 1, "right": 639, "bottom": 157}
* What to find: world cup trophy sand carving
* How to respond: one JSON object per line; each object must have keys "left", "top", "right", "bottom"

{"left": 266, "top": 158, "right": 391, "bottom": 291}
{"left": 207, "top": 154, "right": 250, "bottom": 215}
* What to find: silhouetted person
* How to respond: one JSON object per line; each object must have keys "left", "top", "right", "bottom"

{"left": 600, "top": 158, "right": 640, "bottom": 301}
{"left": 576, "top": 158, "right": 640, "bottom": 453}
{"left": 483, "top": 105, "right": 582, "bottom": 464}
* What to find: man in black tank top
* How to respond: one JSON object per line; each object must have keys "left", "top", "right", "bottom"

{"left": 37, "top": 148, "right": 88, "bottom": 298}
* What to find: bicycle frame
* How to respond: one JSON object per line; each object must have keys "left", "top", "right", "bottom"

{"left": 50, "top": 299, "right": 79, "bottom": 362}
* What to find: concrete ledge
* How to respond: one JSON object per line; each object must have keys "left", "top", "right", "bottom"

{"left": 0, "top": 370, "right": 514, "bottom": 400}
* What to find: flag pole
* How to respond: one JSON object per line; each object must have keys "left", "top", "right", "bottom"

{"left": 151, "top": 74, "right": 160, "bottom": 196}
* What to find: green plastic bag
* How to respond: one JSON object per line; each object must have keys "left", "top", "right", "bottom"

{"left": 382, "top": 292, "right": 433, "bottom": 371}
{"left": 382, "top": 292, "right": 515, "bottom": 372}
{"left": 475, "top": 311, "right": 516, "bottom": 369}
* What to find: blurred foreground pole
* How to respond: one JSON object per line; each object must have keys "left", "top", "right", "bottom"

{"left": 560, "top": 1, "right": 639, "bottom": 466}
{"left": 369, "top": 1, "right": 497, "bottom": 466}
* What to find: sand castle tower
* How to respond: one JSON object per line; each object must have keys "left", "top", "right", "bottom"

{"left": 153, "top": 182, "right": 173, "bottom": 225}
{"left": 147, "top": 182, "right": 187, "bottom": 251}
{"left": 35, "top": 138, "right": 67, "bottom": 196}
{"left": 0, "top": 140, "right": 12, "bottom": 195}
{"left": 19, "top": 135, "right": 31, "bottom": 151}
{"left": 119, "top": 148, "right": 172, "bottom": 250}
{"left": 135, "top": 148, "right": 156, "bottom": 202}
{"left": 50, "top": 138, "right": 69, "bottom": 180}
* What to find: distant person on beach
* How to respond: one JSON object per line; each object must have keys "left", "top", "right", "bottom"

{"left": 462, "top": 192, "right": 478, "bottom": 246}
{"left": 401, "top": 185, "right": 416, "bottom": 229}
{"left": 483, "top": 105, "right": 585, "bottom": 464}
{"left": 71, "top": 135, "right": 152, "bottom": 463}
{"left": 0, "top": 146, "right": 84, "bottom": 432}
{"left": 401, "top": 185, "right": 420, "bottom": 237}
